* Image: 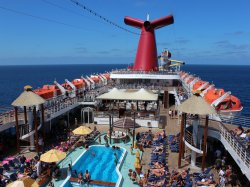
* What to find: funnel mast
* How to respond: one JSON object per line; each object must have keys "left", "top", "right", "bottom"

{"left": 124, "top": 15, "right": 174, "bottom": 71}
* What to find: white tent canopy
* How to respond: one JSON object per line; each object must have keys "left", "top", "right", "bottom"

{"left": 96, "top": 88, "right": 158, "bottom": 101}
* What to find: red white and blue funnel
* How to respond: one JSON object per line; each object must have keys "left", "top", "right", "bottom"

{"left": 124, "top": 14, "right": 174, "bottom": 71}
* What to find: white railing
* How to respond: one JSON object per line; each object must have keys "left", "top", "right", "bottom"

{"left": 173, "top": 88, "right": 181, "bottom": 106}
{"left": 45, "top": 97, "right": 79, "bottom": 119}
{"left": 185, "top": 116, "right": 250, "bottom": 178}
{"left": 111, "top": 69, "right": 178, "bottom": 75}
{"left": 218, "top": 122, "right": 250, "bottom": 168}
{"left": 180, "top": 79, "right": 192, "bottom": 97}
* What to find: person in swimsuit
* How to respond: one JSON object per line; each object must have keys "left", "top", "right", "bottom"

{"left": 78, "top": 172, "right": 83, "bottom": 184}
{"left": 85, "top": 170, "right": 91, "bottom": 183}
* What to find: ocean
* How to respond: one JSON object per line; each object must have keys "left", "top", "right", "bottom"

{"left": 0, "top": 64, "right": 249, "bottom": 116}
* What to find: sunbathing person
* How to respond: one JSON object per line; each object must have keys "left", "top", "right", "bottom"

{"left": 180, "top": 169, "right": 189, "bottom": 179}
{"left": 152, "top": 148, "right": 164, "bottom": 155}
{"left": 153, "top": 145, "right": 164, "bottom": 152}
{"left": 159, "top": 130, "right": 166, "bottom": 138}
{"left": 231, "top": 126, "right": 244, "bottom": 136}
{"left": 151, "top": 161, "right": 164, "bottom": 169}
{"left": 148, "top": 178, "right": 166, "bottom": 187}
{"left": 150, "top": 168, "right": 166, "bottom": 173}
{"left": 196, "top": 178, "right": 213, "bottom": 185}
{"left": 150, "top": 168, "right": 166, "bottom": 177}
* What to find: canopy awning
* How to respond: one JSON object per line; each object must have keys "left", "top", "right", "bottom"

{"left": 96, "top": 88, "right": 158, "bottom": 101}
{"left": 177, "top": 94, "right": 217, "bottom": 115}
{"left": 12, "top": 89, "right": 46, "bottom": 107}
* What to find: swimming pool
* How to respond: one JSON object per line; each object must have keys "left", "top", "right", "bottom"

{"left": 61, "top": 145, "right": 126, "bottom": 187}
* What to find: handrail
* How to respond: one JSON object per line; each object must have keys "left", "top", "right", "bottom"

{"left": 218, "top": 121, "right": 250, "bottom": 168}
{"left": 20, "top": 123, "right": 42, "bottom": 140}
{"left": 111, "top": 69, "right": 179, "bottom": 75}
{"left": 185, "top": 130, "right": 194, "bottom": 146}
{"left": 186, "top": 116, "right": 250, "bottom": 169}
{"left": 212, "top": 119, "right": 249, "bottom": 153}
{"left": 173, "top": 88, "right": 181, "bottom": 106}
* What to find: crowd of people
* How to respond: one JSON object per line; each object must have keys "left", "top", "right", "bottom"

{"left": 146, "top": 131, "right": 169, "bottom": 187}
{"left": 213, "top": 147, "right": 238, "bottom": 187}
{"left": 0, "top": 154, "right": 61, "bottom": 186}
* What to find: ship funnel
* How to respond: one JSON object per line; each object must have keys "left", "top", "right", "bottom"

{"left": 144, "top": 21, "right": 151, "bottom": 31}
{"left": 124, "top": 14, "right": 174, "bottom": 71}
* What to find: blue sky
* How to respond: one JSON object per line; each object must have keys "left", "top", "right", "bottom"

{"left": 0, "top": 0, "right": 249, "bottom": 65}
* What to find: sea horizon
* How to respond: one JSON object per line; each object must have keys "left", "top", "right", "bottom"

{"left": 0, "top": 63, "right": 250, "bottom": 66}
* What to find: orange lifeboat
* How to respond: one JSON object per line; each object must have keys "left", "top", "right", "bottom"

{"left": 204, "top": 88, "right": 242, "bottom": 112}
{"left": 61, "top": 82, "right": 72, "bottom": 91}
{"left": 204, "top": 88, "right": 225, "bottom": 104}
{"left": 192, "top": 81, "right": 209, "bottom": 92}
{"left": 34, "top": 85, "right": 60, "bottom": 100}
{"left": 102, "top": 73, "right": 110, "bottom": 80}
{"left": 90, "top": 76, "right": 101, "bottom": 84}
{"left": 72, "top": 79, "right": 85, "bottom": 90}
{"left": 216, "top": 95, "right": 242, "bottom": 111}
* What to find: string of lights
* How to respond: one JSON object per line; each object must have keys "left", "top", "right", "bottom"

{"left": 70, "top": 0, "right": 139, "bottom": 35}
{"left": 0, "top": 5, "right": 85, "bottom": 30}
{"left": 41, "top": 0, "right": 104, "bottom": 24}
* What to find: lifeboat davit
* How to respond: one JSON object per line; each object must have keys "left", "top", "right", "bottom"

{"left": 34, "top": 85, "right": 61, "bottom": 100}
{"left": 102, "top": 73, "right": 110, "bottom": 80}
{"left": 62, "top": 82, "right": 72, "bottom": 91}
{"left": 186, "top": 77, "right": 194, "bottom": 84}
{"left": 90, "top": 76, "right": 101, "bottom": 84}
{"left": 204, "top": 88, "right": 242, "bottom": 112}
{"left": 182, "top": 73, "right": 189, "bottom": 80}
{"left": 193, "top": 81, "right": 209, "bottom": 92}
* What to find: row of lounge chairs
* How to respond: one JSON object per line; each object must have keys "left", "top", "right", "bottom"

{"left": 193, "top": 167, "right": 216, "bottom": 186}
{"left": 147, "top": 134, "right": 169, "bottom": 187}
{"left": 0, "top": 155, "right": 40, "bottom": 186}
{"left": 168, "top": 134, "right": 180, "bottom": 153}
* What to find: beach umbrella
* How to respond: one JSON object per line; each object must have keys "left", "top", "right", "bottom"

{"left": 177, "top": 94, "right": 217, "bottom": 115}
{"left": 12, "top": 86, "right": 46, "bottom": 107}
{"left": 7, "top": 177, "right": 39, "bottom": 187}
{"left": 72, "top": 126, "right": 92, "bottom": 135}
{"left": 40, "top": 149, "right": 66, "bottom": 163}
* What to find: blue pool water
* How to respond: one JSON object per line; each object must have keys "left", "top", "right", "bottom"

{"left": 71, "top": 145, "right": 123, "bottom": 184}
